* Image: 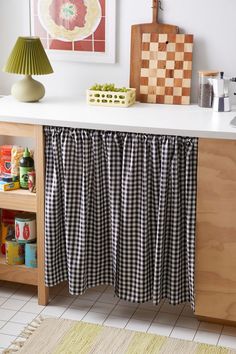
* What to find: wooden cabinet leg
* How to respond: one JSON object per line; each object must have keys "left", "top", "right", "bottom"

{"left": 38, "top": 285, "right": 49, "bottom": 306}
{"left": 35, "top": 126, "right": 48, "bottom": 305}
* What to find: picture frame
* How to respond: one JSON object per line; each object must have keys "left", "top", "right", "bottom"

{"left": 29, "top": 0, "right": 116, "bottom": 63}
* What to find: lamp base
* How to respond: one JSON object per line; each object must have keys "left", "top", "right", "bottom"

{"left": 11, "top": 75, "right": 45, "bottom": 102}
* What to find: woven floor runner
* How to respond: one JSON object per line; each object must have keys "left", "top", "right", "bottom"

{"left": 4, "top": 317, "right": 236, "bottom": 354}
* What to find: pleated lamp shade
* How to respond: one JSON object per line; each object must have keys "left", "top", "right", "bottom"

{"left": 3, "top": 37, "right": 53, "bottom": 75}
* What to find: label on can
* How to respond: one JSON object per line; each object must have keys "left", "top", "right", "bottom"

{"left": 6, "top": 241, "right": 25, "bottom": 265}
{"left": 15, "top": 213, "right": 36, "bottom": 243}
{"left": 28, "top": 171, "right": 36, "bottom": 193}
{"left": 25, "top": 243, "right": 37, "bottom": 268}
{"left": 20, "top": 167, "right": 33, "bottom": 189}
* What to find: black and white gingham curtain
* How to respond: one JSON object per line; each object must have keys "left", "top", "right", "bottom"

{"left": 44, "top": 127, "right": 198, "bottom": 307}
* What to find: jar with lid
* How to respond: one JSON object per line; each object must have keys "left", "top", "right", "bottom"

{"left": 198, "top": 71, "right": 219, "bottom": 108}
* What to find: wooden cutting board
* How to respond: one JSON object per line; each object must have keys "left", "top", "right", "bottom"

{"left": 140, "top": 33, "right": 194, "bottom": 105}
{"left": 130, "top": 0, "right": 179, "bottom": 101}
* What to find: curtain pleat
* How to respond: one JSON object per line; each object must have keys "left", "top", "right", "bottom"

{"left": 44, "top": 127, "right": 198, "bottom": 307}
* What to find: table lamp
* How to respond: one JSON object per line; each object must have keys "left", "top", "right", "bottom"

{"left": 3, "top": 37, "right": 53, "bottom": 102}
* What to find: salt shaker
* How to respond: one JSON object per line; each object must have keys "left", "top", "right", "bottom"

{"left": 198, "top": 71, "right": 219, "bottom": 108}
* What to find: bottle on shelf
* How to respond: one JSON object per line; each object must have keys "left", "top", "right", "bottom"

{"left": 19, "top": 148, "right": 34, "bottom": 189}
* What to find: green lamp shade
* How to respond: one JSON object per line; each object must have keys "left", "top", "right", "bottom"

{"left": 3, "top": 37, "right": 53, "bottom": 75}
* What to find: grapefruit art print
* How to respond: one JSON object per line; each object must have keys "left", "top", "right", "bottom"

{"left": 30, "top": 0, "right": 116, "bottom": 63}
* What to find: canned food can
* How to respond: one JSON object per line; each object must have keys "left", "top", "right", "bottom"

{"left": 28, "top": 170, "right": 36, "bottom": 193}
{"left": 6, "top": 240, "right": 25, "bottom": 265}
{"left": 15, "top": 213, "right": 36, "bottom": 243}
{"left": 25, "top": 243, "right": 37, "bottom": 268}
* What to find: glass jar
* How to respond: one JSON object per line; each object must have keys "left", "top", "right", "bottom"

{"left": 198, "top": 71, "right": 219, "bottom": 108}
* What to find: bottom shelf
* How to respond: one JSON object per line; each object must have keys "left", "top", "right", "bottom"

{"left": 0, "top": 254, "right": 38, "bottom": 286}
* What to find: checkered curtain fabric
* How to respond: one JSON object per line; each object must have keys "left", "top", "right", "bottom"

{"left": 44, "top": 127, "right": 198, "bottom": 308}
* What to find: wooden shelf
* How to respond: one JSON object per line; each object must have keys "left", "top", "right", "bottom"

{"left": 0, "top": 254, "right": 38, "bottom": 286}
{"left": 0, "top": 189, "right": 36, "bottom": 212}
{"left": 0, "top": 123, "right": 48, "bottom": 305}
{"left": 0, "top": 122, "right": 36, "bottom": 138}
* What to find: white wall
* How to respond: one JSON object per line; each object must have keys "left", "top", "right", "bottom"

{"left": 0, "top": 0, "right": 236, "bottom": 104}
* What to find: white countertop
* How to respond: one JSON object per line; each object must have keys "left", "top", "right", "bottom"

{"left": 0, "top": 95, "right": 236, "bottom": 139}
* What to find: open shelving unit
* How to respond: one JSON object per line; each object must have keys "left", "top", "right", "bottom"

{"left": 0, "top": 122, "right": 48, "bottom": 305}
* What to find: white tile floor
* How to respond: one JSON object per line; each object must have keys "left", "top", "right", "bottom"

{"left": 1, "top": 281, "right": 236, "bottom": 352}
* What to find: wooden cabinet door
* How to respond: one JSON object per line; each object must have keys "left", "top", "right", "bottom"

{"left": 195, "top": 138, "right": 236, "bottom": 322}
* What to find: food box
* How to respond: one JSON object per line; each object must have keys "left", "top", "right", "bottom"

{"left": 87, "top": 88, "right": 136, "bottom": 107}
{"left": 0, "top": 145, "right": 12, "bottom": 175}
{"left": 0, "top": 181, "right": 20, "bottom": 191}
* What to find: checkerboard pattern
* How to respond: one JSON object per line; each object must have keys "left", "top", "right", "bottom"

{"left": 140, "top": 33, "right": 193, "bottom": 105}
{"left": 44, "top": 127, "right": 197, "bottom": 309}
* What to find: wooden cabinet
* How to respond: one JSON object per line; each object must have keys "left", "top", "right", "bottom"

{"left": 0, "top": 122, "right": 48, "bottom": 305}
{"left": 195, "top": 138, "right": 236, "bottom": 323}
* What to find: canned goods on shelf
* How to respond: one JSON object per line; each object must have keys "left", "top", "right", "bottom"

{"left": 25, "top": 243, "right": 37, "bottom": 268}
{"left": 6, "top": 240, "right": 25, "bottom": 265}
{"left": 28, "top": 170, "right": 36, "bottom": 193}
{"left": 15, "top": 213, "right": 36, "bottom": 243}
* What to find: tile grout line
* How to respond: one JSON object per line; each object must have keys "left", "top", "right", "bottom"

{"left": 8, "top": 284, "right": 67, "bottom": 326}
{"left": 10, "top": 285, "right": 36, "bottom": 303}
{"left": 0, "top": 284, "right": 24, "bottom": 344}
{"left": 217, "top": 324, "right": 225, "bottom": 347}
{"left": 0, "top": 283, "right": 21, "bottom": 308}
{"left": 192, "top": 316, "right": 202, "bottom": 342}
{"left": 90, "top": 285, "right": 119, "bottom": 325}
{"left": 101, "top": 297, "right": 134, "bottom": 325}
{"left": 57, "top": 285, "right": 99, "bottom": 320}
{"left": 7, "top": 311, "right": 38, "bottom": 325}
{"left": 98, "top": 286, "right": 146, "bottom": 326}
{"left": 39, "top": 283, "right": 74, "bottom": 316}
{"left": 123, "top": 304, "right": 141, "bottom": 331}
{"left": 0, "top": 284, "right": 27, "bottom": 326}
{"left": 41, "top": 284, "right": 77, "bottom": 319}
{"left": 77, "top": 285, "right": 133, "bottom": 326}
{"left": 0, "top": 296, "right": 11, "bottom": 308}
{"left": 1, "top": 299, "right": 31, "bottom": 314}
{"left": 59, "top": 285, "right": 113, "bottom": 322}
{"left": 145, "top": 300, "right": 166, "bottom": 333}
{"left": 168, "top": 303, "right": 194, "bottom": 338}
{"left": 124, "top": 300, "right": 163, "bottom": 332}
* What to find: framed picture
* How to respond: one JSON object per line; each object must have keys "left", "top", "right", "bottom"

{"left": 30, "top": 0, "right": 116, "bottom": 63}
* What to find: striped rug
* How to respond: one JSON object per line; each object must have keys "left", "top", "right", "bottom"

{"left": 4, "top": 318, "right": 236, "bottom": 354}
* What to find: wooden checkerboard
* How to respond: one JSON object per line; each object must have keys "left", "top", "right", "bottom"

{"left": 140, "top": 33, "right": 193, "bottom": 105}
